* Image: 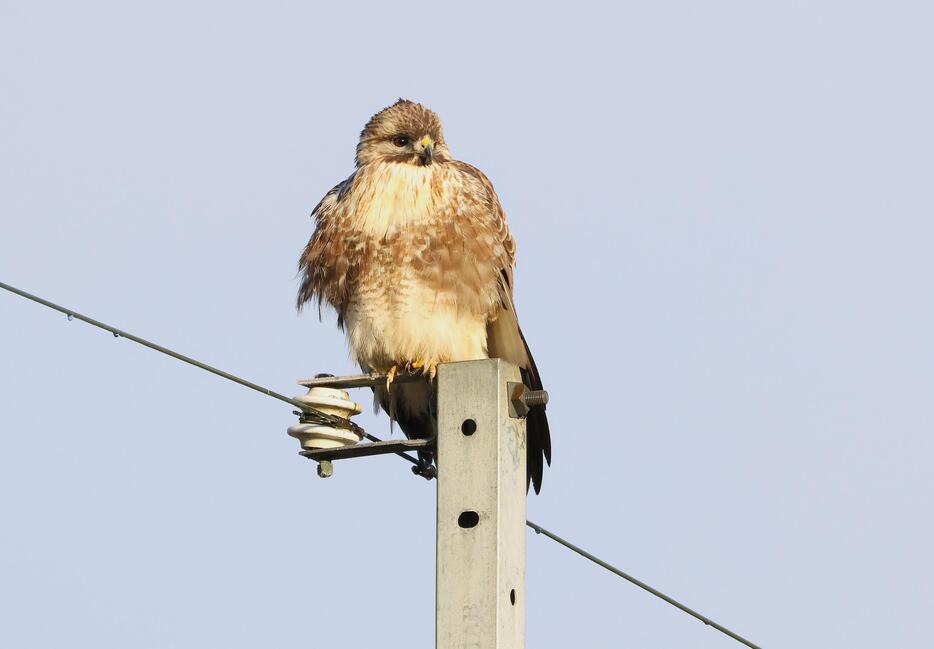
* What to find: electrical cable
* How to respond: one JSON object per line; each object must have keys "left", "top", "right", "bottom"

{"left": 0, "top": 281, "right": 424, "bottom": 466}
{"left": 525, "top": 520, "right": 761, "bottom": 649}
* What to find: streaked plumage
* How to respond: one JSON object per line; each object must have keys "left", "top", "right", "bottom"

{"left": 298, "top": 99, "right": 551, "bottom": 492}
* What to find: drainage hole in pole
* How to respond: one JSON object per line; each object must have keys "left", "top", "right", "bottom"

{"left": 461, "top": 419, "right": 477, "bottom": 436}
{"left": 457, "top": 511, "right": 480, "bottom": 528}
{"left": 510, "top": 589, "right": 517, "bottom": 606}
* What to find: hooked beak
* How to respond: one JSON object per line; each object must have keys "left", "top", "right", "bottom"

{"left": 416, "top": 135, "right": 434, "bottom": 165}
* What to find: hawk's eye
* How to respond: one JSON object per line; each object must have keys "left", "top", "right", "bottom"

{"left": 392, "top": 135, "right": 410, "bottom": 147}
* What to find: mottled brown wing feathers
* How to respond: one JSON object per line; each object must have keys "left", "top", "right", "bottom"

{"left": 297, "top": 173, "right": 356, "bottom": 324}
{"left": 453, "top": 162, "right": 552, "bottom": 494}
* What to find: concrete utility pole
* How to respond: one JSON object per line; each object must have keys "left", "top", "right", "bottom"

{"left": 436, "top": 360, "right": 527, "bottom": 649}
{"left": 294, "top": 359, "right": 531, "bottom": 649}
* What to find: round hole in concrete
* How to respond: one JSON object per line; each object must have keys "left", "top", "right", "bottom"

{"left": 458, "top": 511, "right": 479, "bottom": 528}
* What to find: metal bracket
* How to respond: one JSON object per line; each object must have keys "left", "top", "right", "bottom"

{"left": 300, "top": 438, "right": 433, "bottom": 462}
{"left": 300, "top": 437, "right": 436, "bottom": 479}
{"left": 297, "top": 371, "right": 424, "bottom": 389}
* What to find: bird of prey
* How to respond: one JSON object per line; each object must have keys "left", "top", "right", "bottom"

{"left": 297, "top": 99, "right": 551, "bottom": 492}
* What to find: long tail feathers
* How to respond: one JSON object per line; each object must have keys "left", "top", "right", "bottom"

{"left": 518, "top": 327, "right": 551, "bottom": 494}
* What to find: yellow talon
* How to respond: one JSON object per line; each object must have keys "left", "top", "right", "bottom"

{"left": 385, "top": 365, "right": 400, "bottom": 391}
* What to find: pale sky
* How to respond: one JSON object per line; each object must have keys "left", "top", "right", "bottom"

{"left": 1, "top": 2, "right": 932, "bottom": 647}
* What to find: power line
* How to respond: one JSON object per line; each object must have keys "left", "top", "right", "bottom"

{"left": 0, "top": 281, "right": 306, "bottom": 409}
{"left": 1, "top": 279, "right": 763, "bottom": 649}
{"left": 0, "top": 280, "right": 428, "bottom": 466}
{"left": 525, "top": 520, "right": 762, "bottom": 649}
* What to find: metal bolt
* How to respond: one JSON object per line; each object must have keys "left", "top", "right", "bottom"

{"left": 522, "top": 390, "right": 549, "bottom": 409}
{"left": 508, "top": 382, "right": 549, "bottom": 418}
{"left": 317, "top": 460, "right": 333, "bottom": 478}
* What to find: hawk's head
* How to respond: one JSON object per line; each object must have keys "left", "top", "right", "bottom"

{"left": 355, "top": 99, "right": 450, "bottom": 168}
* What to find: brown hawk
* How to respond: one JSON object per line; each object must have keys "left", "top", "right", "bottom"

{"left": 298, "top": 99, "right": 551, "bottom": 492}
